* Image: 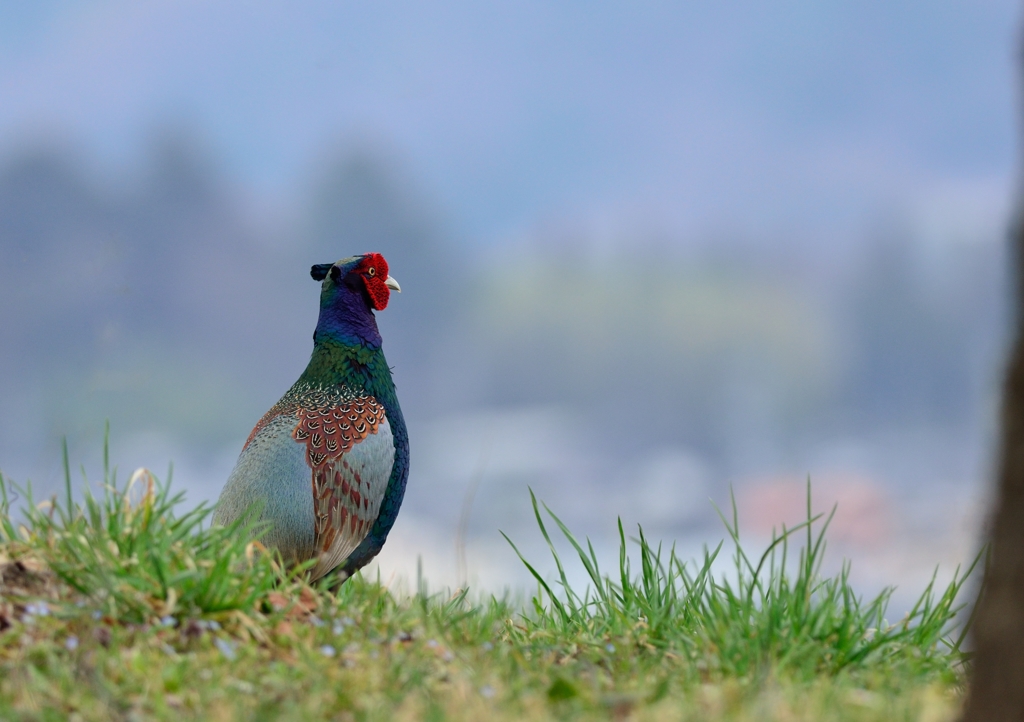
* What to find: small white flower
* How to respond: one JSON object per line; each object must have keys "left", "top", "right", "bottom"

{"left": 229, "top": 679, "right": 255, "bottom": 694}
{"left": 320, "top": 644, "right": 337, "bottom": 657}
{"left": 64, "top": 636, "right": 79, "bottom": 651}
{"left": 25, "top": 602, "right": 49, "bottom": 617}
{"left": 215, "top": 637, "right": 236, "bottom": 660}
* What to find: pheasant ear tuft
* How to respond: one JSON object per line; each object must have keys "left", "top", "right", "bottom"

{"left": 310, "top": 263, "right": 333, "bottom": 281}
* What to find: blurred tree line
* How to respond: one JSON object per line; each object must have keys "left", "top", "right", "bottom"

{"left": 0, "top": 133, "right": 1006, "bottom": 486}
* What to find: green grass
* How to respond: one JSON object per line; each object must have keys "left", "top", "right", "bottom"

{"left": 0, "top": 438, "right": 980, "bottom": 721}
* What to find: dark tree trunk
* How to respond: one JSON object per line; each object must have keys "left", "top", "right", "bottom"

{"left": 962, "top": 333, "right": 1024, "bottom": 720}
{"left": 961, "top": 47, "right": 1024, "bottom": 713}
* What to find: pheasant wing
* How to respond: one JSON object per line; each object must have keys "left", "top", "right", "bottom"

{"left": 292, "top": 396, "right": 395, "bottom": 581}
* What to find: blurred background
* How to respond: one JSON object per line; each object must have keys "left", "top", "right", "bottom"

{"left": 0, "top": 1, "right": 1016, "bottom": 610}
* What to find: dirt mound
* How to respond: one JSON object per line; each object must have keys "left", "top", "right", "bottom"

{"left": 0, "top": 554, "right": 60, "bottom": 631}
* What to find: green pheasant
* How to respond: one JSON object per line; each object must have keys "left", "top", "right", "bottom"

{"left": 215, "top": 253, "right": 408, "bottom": 583}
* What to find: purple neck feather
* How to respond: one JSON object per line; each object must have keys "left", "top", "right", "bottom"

{"left": 313, "top": 280, "right": 382, "bottom": 348}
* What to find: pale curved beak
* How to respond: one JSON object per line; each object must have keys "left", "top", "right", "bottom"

{"left": 385, "top": 275, "right": 401, "bottom": 293}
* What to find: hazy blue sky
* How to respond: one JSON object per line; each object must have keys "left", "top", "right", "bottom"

{"left": 0, "top": 1, "right": 1013, "bottom": 599}
{"left": 0, "top": 1, "right": 1018, "bottom": 243}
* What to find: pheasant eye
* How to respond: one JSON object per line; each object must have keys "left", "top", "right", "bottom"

{"left": 367, "top": 267, "right": 376, "bottom": 277}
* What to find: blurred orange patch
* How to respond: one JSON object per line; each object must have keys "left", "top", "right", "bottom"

{"left": 735, "top": 475, "right": 892, "bottom": 548}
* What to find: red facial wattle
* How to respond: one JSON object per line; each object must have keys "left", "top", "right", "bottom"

{"left": 356, "top": 253, "right": 391, "bottom": 310}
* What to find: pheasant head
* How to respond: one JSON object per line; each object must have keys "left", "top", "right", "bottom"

{"left": 310, "top": 253, "right": 401, "bottom": 347}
